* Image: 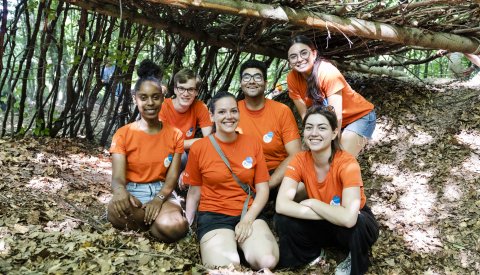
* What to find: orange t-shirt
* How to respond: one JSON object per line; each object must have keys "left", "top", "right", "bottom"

{"left": 183, "top": 134, "right": 270, "bottom": 216}
{"left": 285, "top": 150, "right": 366, "bottom": 209}
{"left": 237, "top": 99, "right": 300, "bottom": 171}
{"left": 159, "top": 98, "right": 212, "bottom": 140}
{"left": 110, "top": 122, "right": 184, "bottom": 183}
{"left": 287, "top": 61, "right": 374, "bottom": 128}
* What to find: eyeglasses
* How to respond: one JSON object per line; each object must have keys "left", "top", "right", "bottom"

{"left": 242, "top": 73, "right": 264, "bottom": 83}
{"left": 288, "top": 49, "right": 311, "bottom": 64}
{"left": 176, "top": 86, "right": 197, "bottom": 95}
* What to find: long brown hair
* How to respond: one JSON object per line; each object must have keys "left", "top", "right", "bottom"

{"left": 289, "top": 35, "right": 326, "bottom": 105}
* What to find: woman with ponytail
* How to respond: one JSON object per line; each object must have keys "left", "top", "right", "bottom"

{"left": 287, "top": 35, "right": 376, "bottom": 157}
{"left": 108, "top": 60, "right": 188, "bottom": 243}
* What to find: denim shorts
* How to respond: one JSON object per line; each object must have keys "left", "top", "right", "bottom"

{"left": 126, "top": 182, "right": 179, "bottom": 205}
{"left": 343, "top": 110, "right": 376, "bottom": 139}
{"left": 196, "top": 211, "right": 268, "bottom": 242}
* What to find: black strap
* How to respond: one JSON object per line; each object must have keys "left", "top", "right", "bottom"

{"left": 208, "top": 134, "right": 255, "bottom": 217}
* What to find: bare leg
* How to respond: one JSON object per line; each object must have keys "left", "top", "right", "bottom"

{"left": 150, "top": 201, "right": 188, "bottom": 243}
{"left": 199, "top": 229, "right": 240, "bottom": 268}
{"left": 239, "top": 219, "right": 279, "bottom": 270}
{"left": 340, "top": 130, "right": 368, "bottom": 157}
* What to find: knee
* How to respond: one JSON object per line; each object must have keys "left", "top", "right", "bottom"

{"left": 107, "top": 204, "right": 126, "bottom": 229}
{"left": 151, "top": 213, "right": 188, "bottom": 243}
{"left": 249, "top": 254, "right": 278, "bottom": 270}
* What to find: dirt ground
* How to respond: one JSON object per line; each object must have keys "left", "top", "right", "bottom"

{"left": 0, "top": 74, "right": 479, "bottom": 274}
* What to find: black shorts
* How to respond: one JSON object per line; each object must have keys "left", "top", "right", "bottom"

{"left": 196, "top": 211, "right": 268, "bottom": 241}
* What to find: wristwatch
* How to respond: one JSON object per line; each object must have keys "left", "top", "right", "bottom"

{"left": 156, "top": 193, "right": 166, "bottom": 201}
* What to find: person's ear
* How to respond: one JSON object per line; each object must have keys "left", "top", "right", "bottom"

{"left": 332, "top": 128, "right": 339, "bottom": 140}
{"left": 312, "top": 49, "right": 318, "bottom": 60}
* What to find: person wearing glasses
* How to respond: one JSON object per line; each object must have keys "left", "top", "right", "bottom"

{"left": 184, "top": 91, "right": 279, "bottom": 270}
{"left": 275, "top": 105, "right": 379, "bottom": 275}
{"left": 236, "top": 59, "right": 301, "bottom": 200}
{"left": 287, "top": 35, "right": 376, "bottom": 157}
{"left": 159, "top": 68, "right": 213, "bottom": 189}
{"left": 108, "top": 60, "right": 188, "bottom": 243}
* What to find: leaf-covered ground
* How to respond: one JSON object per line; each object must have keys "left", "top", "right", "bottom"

{"left": 1, "top": 75, "right": 479, "bottom": 274}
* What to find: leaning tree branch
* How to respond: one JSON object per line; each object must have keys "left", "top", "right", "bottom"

{"left": 338, "top": 62, "right": 409, "bottom": 78}
{"left": 363, "top": 52, "right": 446, "bottom": 67}
{"left": 148, "top": 0, "right": 480, "bottom": 54}
{"left": 65, "top": 0, "right": 284, "bottom": 57}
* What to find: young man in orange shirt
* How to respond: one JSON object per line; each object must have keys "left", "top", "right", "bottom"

{"left": 236, "top": 60, "right": 302, "bottom": 197}
{"left": 159, "top": 69, "right": 213, "bottom": 190}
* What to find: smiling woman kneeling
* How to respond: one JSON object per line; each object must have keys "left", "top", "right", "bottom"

{"left": 107, "top": 60, "right": 188, "bottom": 243}
{"left": 275, "top": 105, "right": 379, "bottom": 275}
{"left": 183, "top": 91, "right": 279, "bottom": 270}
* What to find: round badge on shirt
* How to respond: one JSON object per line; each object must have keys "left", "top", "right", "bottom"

{"left": 164, "top": 154, "right": 173, "bottom": 167}
{"left": 263, "top": 131, "right": 274, "bottom": 143}
{"left": 242, "top": 156, "right": 253, "bottom": 169}
{"left": 186, "top": 127, "right": 194, "bottom": 138}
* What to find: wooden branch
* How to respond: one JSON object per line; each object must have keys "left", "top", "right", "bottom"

{"left": 65, "top": 0, "right": 285, "bottom": 57}
{"left": 339, "top": 62, "right": 409, "bottom": 78}
{"left": 375, "top": 0, "right": 464, "bottom": 16}
{"left": 364, "top": 52, "right": 445, "bottom": 67}
{"left": 148, "top": 0, "right": 480, "bottom": 54}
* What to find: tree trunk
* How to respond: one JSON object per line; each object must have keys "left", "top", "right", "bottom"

{"left": 0, "top": 0, "right": 8, "bottom": 85}
{"left": 16, "top": 1, "right": 45, "bottom": 135}
{"left": 51, "top": 9, "right": 88, "bottom": 137}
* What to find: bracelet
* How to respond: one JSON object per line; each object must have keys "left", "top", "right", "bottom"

{"left": 156, "top": 193, "right": 166, "bottom": 201}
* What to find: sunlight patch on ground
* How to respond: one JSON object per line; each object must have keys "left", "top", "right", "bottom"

{"left": 403, "top": 227, "right": 442, "bottom": 252}
{"left": 369, "top": 117, "right": 403, "bottom": 146}
{"left": 370, "top": 163, "right": 398, "bottom": 176}
{"left": 460, "top": 153, "right": 480, "bottom": 174}
{"left": 27, "top": 177, "right": 64, "bottom": 192}
{"left": 455, "top": 129, "right": 480, "bottom": 151}
{"left": 67, "top": 153, "right": 112, "bottom": 175}
{"left": 44, "top": 218, "right": 81, "bottom": 233}
{"left": 408, "top": 130, "right": 434, "bottom": 146}
{"left": 98, "top": 193, "right": 112, "bottom": 204}
{"left": 442, "top": 179, "right": 463, "bottom": 202}
{"left": 371, "top": 169, "right": 442, "bottom": 253}
{"left": 395, "top": 172, "right": 435, "bottom": 225}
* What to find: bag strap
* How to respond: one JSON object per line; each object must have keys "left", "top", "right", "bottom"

{"left": 208, "top": 134, "right": 254, "bottom": 218}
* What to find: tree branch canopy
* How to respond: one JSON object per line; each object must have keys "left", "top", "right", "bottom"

{"left": 149, "top": 0, "right": 480, "bottom": 54}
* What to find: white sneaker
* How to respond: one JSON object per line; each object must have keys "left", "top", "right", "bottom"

{"left": 308, "top": 248, "right": 326, "bottom": 266}
{"left": 335, "top": 252, "right": 351, "bottom": 275}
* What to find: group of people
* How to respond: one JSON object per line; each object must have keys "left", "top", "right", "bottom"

{"left": 107, "top": 35, "right": 379, "bottom": 275}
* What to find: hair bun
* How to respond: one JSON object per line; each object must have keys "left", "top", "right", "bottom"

{"left": 137, "top": 59, "right": 161, "bottom": 79}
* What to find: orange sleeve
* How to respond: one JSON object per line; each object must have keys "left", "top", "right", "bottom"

{"left": 280, "top": 105, "right": 301, "bottom": 144}
{"left": 182, "top": 142, "right": 202, "bottom": 186}
{"left": 109, "top": 127, "right": 126, "bottom": 155}
{"left": 284, "top": 153, "right": 303, "bottom": 182}
{"left": 195, "top": 101, "right": 213, "bottom": 128}
{"left": 319, "top": 62, "right": 346, "bottom": 97}
{"left": 174, "top": 129, "right": 184, "bottom": 154}
{"left": 287, "top": 71, "right": 302, "bottom": 100}
{"left": 339, "top": 157, "right": 363, "bottom": 188}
